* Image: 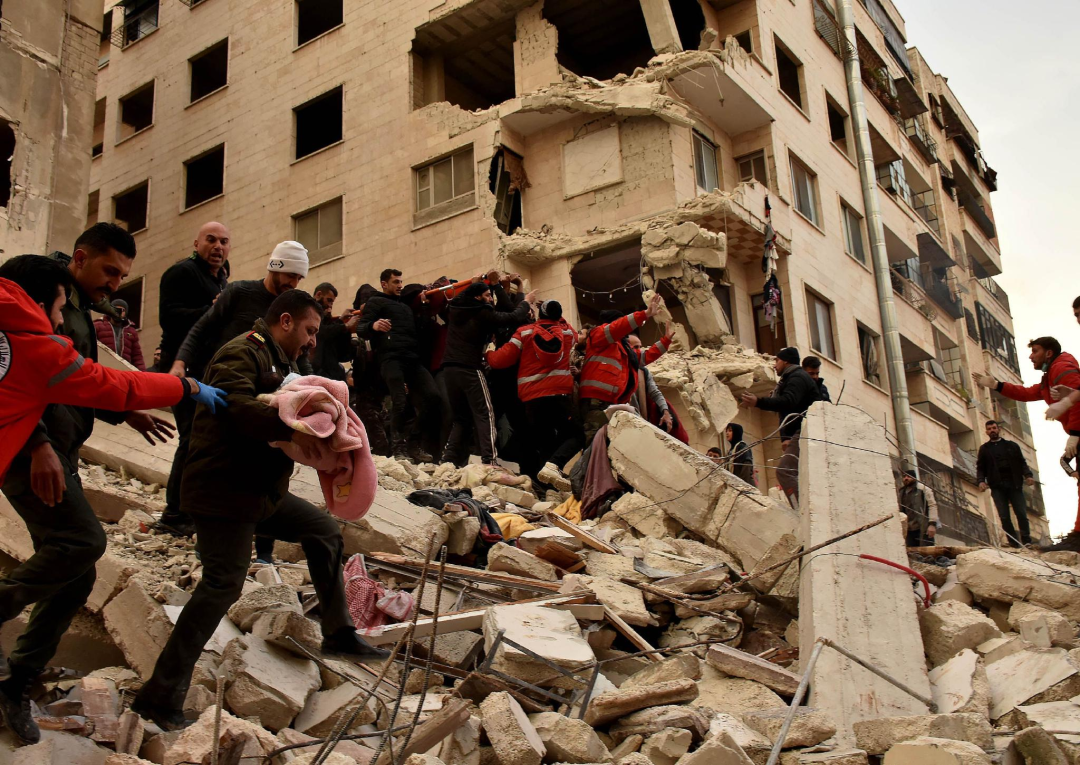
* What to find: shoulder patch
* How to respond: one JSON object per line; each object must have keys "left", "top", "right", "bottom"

{"left": 0, "top": 332, "right": 9, "bottom": 384}
{"left": 246, "top": 331, "right": 266, "bottom": 347}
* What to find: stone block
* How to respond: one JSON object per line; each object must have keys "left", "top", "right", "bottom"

{"left": 608, "top": 705, "right": 709, "bottom": 745}
{"left": 985, "top": 648, "right": 1078, "bottom": 718}
{"left": 342, "top": 489, "right": 449, "bottom": 558}
{"left": 251, "top": 610, "right": 323, "bottom": 655}
{"left": 276, "top": 728, "right": 374, "bottom": 764}
{"left": 705, "top": 644, "right": 800, "bottom": 695}
{"left": 584, "top": 679, "right": 699, "bottom": 726}
{"left": 1007, "top": 602, "right": 1077, "bottom": 649}
{"left": 561, "top": 574, "right": 654, "bottom": 627}
{"left": 676, "top": 731, "right": 754, "bottom": 765}
{"left": 479, "top": 692, "right": 545, "bottom": 765}
{"left": 482, "top": 604, "right": 594, "bottom": 686}
{"left": 609, "top": 493, "right": 683, "bottom": 539}
{"left": 882, "top": 737, "right": 991, "bottom": 764}
{"left": 920, "top": 601, "right": 1001, "bottom": 667}
{"left": 438, "top": 713, "right": 481, "bottom": 765}
{"left": 1012, "top": 725, "right": 1073, "bottom": 765}
{"left": 414, "top": 630, "right": 483, "bottom": 669}
{"left": 83, "top": 483, "right": 152, "bottom": 523}
{"left": 934, "top": 570, "right": 974, "bottom": 607}
{"left": 493, "top": 485, "right": 538, "bottom": 508}
{"left": 742, "top": 707, "right": 837, "bottom": 748}
{"left": 227, "top": 583, "right": 300, "bottom": 631}
{"left": 929, "top": 649, "right": 990, "bottom": 716}
{"left": 163, "top": 706, "right": 280, "bottom": 765}
{"left": 487, "top": 543, "right": 558, "bottom": 581}
{"left": 102, "top": 581, "right": 174, "bottom": 679}
{"left": 778, "top": 751, "right": 868, "bottom": 765}
{"left": 86, "top": 553, "right": 141, "bottom": 613}
{"left": 851, "top": 713, "right": 994, "bottom": 755}
{"left": 975, "top": 635, "right": 1029, "bottom": 665}
{"left": 621, "top": 655, "right": 701, "bottom": 690}
{"left": 446, "top": 515, "right": 481, "bottom": 556}
{"left": 221, "top": 635, "right": 320, "bottom": 731}
{"left": 104, "top": 756, "right": 155, "bottom": 765}
{"left": 708, "top": 713, "right": 773, "bottom": 762}
{"left": 639, "top": 727, "right": 691, "bottom": 765}
{"left": 294, "top": 681, "right": 376, "bottom": 738}
{"left": 694, "top": 665, "right": 786, "bottom": 717}
{"left": 528, "top": 711, "right": 611, "bottom": 763}
{"left": 955, "top": 549, "right": 1080, "bottom": 621}
{"left": 13, "top": 733, "right": 110, "bottom": 764}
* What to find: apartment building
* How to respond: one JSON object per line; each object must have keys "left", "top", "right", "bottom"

{"left": 87, "top": 0, "right": 1047, "bottom": 544}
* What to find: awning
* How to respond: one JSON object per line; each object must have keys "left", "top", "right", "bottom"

{"left": 894, "top": 76, "right": 928, "bottom": 119}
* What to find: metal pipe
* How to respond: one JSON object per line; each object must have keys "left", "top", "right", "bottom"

{"left": 836, "top": 0, "right": 919, "bottom": 474}
{"left": 765, "top": 638, "right": 827, "bottom": 765}
{"left": 823, "top": 638, "right": 937, "bottom": 712}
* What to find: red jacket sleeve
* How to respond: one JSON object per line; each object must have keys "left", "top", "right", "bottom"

{"left": 1051, "top": 360, "right": 1080, "bottom": 434}
{"left": 998, "top": 381, "right": 1044, "bottom": 403}
{"left": 39, "top": 334, "right": 185, "bottom": 411}
{"left": 637, "top": 335, "right": 672, "bottom": 366}
{"left": 590, "top": 311, "right": 648, "bottom": 351}
{"left": 486, "top": 329, "right": 524, "bottom": 369}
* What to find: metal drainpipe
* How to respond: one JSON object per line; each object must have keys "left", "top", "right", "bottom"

{"left": 836, "top": 0, "right": 918, "bottom": 473}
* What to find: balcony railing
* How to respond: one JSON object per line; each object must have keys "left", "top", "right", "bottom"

{"left": 904, "top": 116, "right": 939, "bottom": 164}
{"left": 957, "top": 186, "right": 996, "bottom": 240}
{"left": 978, "top": 276, "right": 1010, "bottom": 312}
{"left": 877, "top": 161, "right": 911, "bottom": 205}
{"left": 890, "top": 265, "right": 937, "bottom": 321}
{"left": 813, "top": 0, "right": 853, "bottom": 61}
{"left": 912, "top": 190, "right": 940, "bottom": 237}
{"left": 111, "top": 1, "right": 159, "bottom": 48}
{"left": 924, "top": 271, "right": 963, "bottom": 320}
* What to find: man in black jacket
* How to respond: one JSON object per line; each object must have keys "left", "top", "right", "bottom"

{"left": 357, "top": 268, "right": 442, "bottom": 462}
{"left": 802, "top": 355, "right": 831, "bottom": 403}
{"left": 309, "top": 282, "right": 358, "bottom": 382}
{"left": 977, "top": 419, "right": 1035, "bottom": 546}
{"left": 740, "top": 346, "right": 820, "bottom": 506}
{"left": 441, "top": 281, "right": 535, "bottom": 466}
{"left": 157, "top": 222, "right": 230, "bottom": 534}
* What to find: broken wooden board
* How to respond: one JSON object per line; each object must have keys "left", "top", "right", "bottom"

{"left": 368, "top": 553, "right": 562, "bottom": 592}
{"left": 374, "top": 698, "right": 471, "bottom": 765}
{"left": 545, "top": 513, "right": 620, "bottom": 554}
{"left": 604, "top": 605, "right": 662, "bottom": 662}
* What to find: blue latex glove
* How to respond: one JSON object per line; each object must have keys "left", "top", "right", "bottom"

{"left": 188, "top": 380, "right": 229, "bottom": 413}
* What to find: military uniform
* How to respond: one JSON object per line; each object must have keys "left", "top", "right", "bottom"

{"left": 135, "top": 319, "right": 353, "bottom": 718}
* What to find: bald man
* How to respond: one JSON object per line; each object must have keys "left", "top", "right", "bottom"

{"left": 157, "top": 222, "right": 231, "bottom": 536}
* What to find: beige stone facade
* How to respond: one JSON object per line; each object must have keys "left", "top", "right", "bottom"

{"left": 86, "top": 0, "right": 1046, "bottom": 544}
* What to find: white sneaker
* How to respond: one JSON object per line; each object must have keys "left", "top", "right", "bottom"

{"left": 538, "top": 462, "right": 571, "bottom": 492}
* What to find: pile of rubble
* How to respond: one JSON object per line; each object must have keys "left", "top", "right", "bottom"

{"left": 3, "top": 397, "right": 1080, "bottom": 764}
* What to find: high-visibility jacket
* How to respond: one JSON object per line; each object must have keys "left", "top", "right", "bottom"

{"left": 578, "top": 310, "right": 670, "bottom": 404}
{"left": 486, "top": 318, "right": 577, "bottom": 402}
{"left": 0, "top": 278, "right": 186, "bottom": 482}
{"left": 999, "top": 351, "right": 1080, "bottom": 435}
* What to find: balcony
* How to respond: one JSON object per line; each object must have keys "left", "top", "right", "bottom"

{"left": 923, "top": 268, "right": 963, "bottom": 320}
{"left": 978, "top": 276, "right": 1010, "bottom": 313}
{"left": 906, "top": 362, "right": 973, "bottom": 433}
{"left": 112, "top": 0, "right": 159, "bottom": 48}
{"left": 912, "top": 190, "right": 940, "bottom": 238}
{"left": 813, "top": 0, "right": 852, "bottom": 61}
{"left": 957, "top": 185, "right": 995, "bottom": 240}
{"left": 904, "top": 116, "right": 938, "bottom": 165}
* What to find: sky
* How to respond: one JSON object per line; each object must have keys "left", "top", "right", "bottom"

{"left": 898, "top": 1, "right": 1080, "bottom": 538}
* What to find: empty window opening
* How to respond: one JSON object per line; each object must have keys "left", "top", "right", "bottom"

{"left": 734, "top": 30, "right": 753, "bottom": 54}
{"left": 119, "top": 0, "right": 159, "bottom": 47}
{"left": 416, "top": 147, "right": 475, "bottom": 213}
{"left": 827, "top": 95, "right": 850, "bottom": 156}
{"left": 113, "top": 182, "right": 149, "bottom": 232}
{"left": 806, "top": 290, "right": 836, "bottom": 360}
{"left": 0, "top": 120, "right": 13, "bottom": 209}
{"left": 118, "top": 81, "right": 154, "bottom": 140}
{"left": 297, "top": 0, "right": 343, "bottom": 46}
{"left": 99, "top": 10, "right": 113, "bottom": 66}
{"left": 294, "top": 86, "right": 343, "bottom": 160}
{"left": 542, "top": 0, "right": 654, "bottom": 81}
{"left": 294, "top": 197, "right": 343, "bottom": 266}
{"left": 111, "top": 277, "right": 144, "bottom": 329}
{"left": 190, "top": 38, "right": 228, "bottom": 102}
{"left": 671, "top": 0, "right": 707, "bottom": 52}
{"left": 774, "top": 38, "right": 803, "bottom": 108}
{"left": 693, "top": 132, "right": 719, "bottom": 194}
{"left": 752, "top": 292, "right": 787, "bottom": 357}
{"left": 858, "top": 324, "right": 882, "bottom": 386}
{"left": 184, "top": 144, "right": 225, "bottom": 209}
{"left": 87, "top": 190, "right": 100, "bottom": 227}
{"left": 737, "top": 150, "right": 768, "bottom": 185}
{"left": 790, "top": 155, "right": 819, "bottom": 225}
{"left": 490, "top": 149, "right": 526, "bottom": 235}
{"left": 841, "top": 202, "right": 866, "bottom": 265}
{"left": 92, "top": 98, "right": 106, "bottom": 157}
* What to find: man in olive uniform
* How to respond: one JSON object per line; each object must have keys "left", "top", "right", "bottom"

{"left": 132, "top": 289, "right": 387, "bottom": 731}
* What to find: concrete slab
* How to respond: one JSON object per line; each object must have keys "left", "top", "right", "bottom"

{"left": 985, "top": 648, "right": 1078, "bottom": 719}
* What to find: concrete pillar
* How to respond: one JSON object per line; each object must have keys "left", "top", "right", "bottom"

{"left": 514, "top": 2, "right": 561, "bottom": 95}
{"left": 799, "top": 403, "right": 931, "bottom": 743}
{"left": 638, "top": 0, "right": 682, "bottom": 55}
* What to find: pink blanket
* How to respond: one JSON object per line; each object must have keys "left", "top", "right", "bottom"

{"left": 260, "top": 376, "right": 377, "bottom": 521}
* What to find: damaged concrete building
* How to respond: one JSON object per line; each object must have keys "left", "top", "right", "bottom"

{"left": 85, "top": 0, "right": 1045, "bottom": 545}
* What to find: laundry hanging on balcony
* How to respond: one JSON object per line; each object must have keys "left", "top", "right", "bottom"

{"left": 760, "top": 195, "right": 782, "bottom": 336}
{"left": 761, "top": 195, "right": 778, "bottom": 277}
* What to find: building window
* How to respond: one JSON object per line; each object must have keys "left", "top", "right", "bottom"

{"left": 790, "top": 155, "right": 819, "bottom": 225}
{"left": 296, "top": 0, "right": 343, "bottom": 46}
{"left": 734, "top": 30, "right": 753, "bottom": 54}
{"left": 928, "top": 93, "right": 944, "bottom": 127}
{"left": 858, "top": 324, "right": 882, "bottom": 386}
{"left": 293, "top": 197, "right": 343, "bottom": 266}
{"left": 806, "top": 290, "right": 836, "bottom": 360}
{"left": 87, "top": 190, "right": 100, "bottom": 227}
{"left": 774, "top": 37, "right": 804, "bottom": 109}
{"left": 113, "top": 181, "right": 149, "bottom": 233}
{"left": 294, "top": 86, "right": 343, "bottom": 160}
{"left": 189, "top": 38, "right": 228, "bottom": 102}
{"left": 841, "top": 202, "right": 866, "bottom": 264}
{"left": 826, "top": 95, "right": 850, "bottom": 156}
{"left": 183, "top": 144, "right": 225, "bottom": 209}
{"left": 752, "top": 292, "right": 787, "bottom": 357}
{"left": 737, "top": 150, "right": 767, "bottom": 185}
{"left": 92, "top": 98, "right": 106, "bottom": 157}
{"left": 118, "top": 81, "right": 154, "bottom": 140}
{"left": 975, "top": 302, "right": 1019, "bottom": 373}
{"left": 119, "top": 0, "right": 159, "bottom": 48}
{"left": 416, "top": 147, "right": 475, "bottom": 213}
{"left": 692, "top": 132, "right": 719, "bottom": 194}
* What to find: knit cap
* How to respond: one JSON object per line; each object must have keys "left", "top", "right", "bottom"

{"left": 267, "top": 241, "right": 309, "bottom": 278}
{"left": 776, "top": 346, "right": 801, "bottom": 365}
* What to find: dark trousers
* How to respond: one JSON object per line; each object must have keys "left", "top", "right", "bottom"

{"left": 164, "top": 396, "right": 197, "bottom": 521}
{"left": 0, "top": 461, "right": 107, "bottom": 671}
{"left": 352, "top": 390, "right": 391, "bottom": 457}
{"left": 442, "top": 366, "right": 498, "bottom": 465}
{"left": 526, "top": 396, "right": 584, "bottom": 473}
{"left": 380, "top": 358, "right": 441, "bottom": 451}
{"left": 580, "top": 398, "right": 611, "bottom": 445}
{"left": 136, "top": 493, "right": 352, "bottom": 712}
{"left": 991, "top": 486, "right": 1031, "bottom": 544}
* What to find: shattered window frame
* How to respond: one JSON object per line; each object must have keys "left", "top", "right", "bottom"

{"left": 692, "top": 131, "right": 719, "bottom": 194}
{"left": 415, "top": 147, "right": 475, "bottom": 213}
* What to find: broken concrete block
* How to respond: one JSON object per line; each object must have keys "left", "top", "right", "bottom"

{"left": 415, "top": 629, "right": 484, "bottom": 669}
{"left": 479, "top": 692, "right": 545, "bottom": 765}
{"left": 660, "top": 616, "right": 739, "bottom": 652}
{"left": 528, "top": 711, "right": 611, "bottom": 763}
{"left": 985, "top": 648, "right": 1078, "bottom": 718}
{"left": 115, "top": 709, "right": 145, "bottom": 756}
{"left": 221, "top": 635, "right": 320, "bottom": 731}
{"left": 708, "top": 713, "right": 773, "bottom": 762}
{"left": 1007, "top": 602, "right": 1077, "bottom": 649}
{"left": 778, "top": 751, "right": 869, "bottom": 765}
{"left": 640, "top": 727, "right": 691, "bottom": 765}
{"left": 676, "top": 731, "right": 754, "bottom": 765}
{"left": 293, "top": 681, "right": 376, "bottom": 737}
{"left": 1012, "top": 725, "right": 1073, "bottom": 765}
{"left": 183, "top": 685, "right": 215, "bottom": 717}
{"left": 438, "top": 713, "right": 481, "bottom": 765}
{"left": 742, "top": 708, "right": 838, "bottom": 749}
{"left": 610, "top": 493, "right": 683, "bottom": 539}
{"left": 975, "top": 634, "right": 1029, "bottom": 665}
{"left": 446, "top": 515, "right": 481, "bottom": 556}
{"left": 86, "top": 553, "right": 141, "bottom": 613}
{"left": 584, "top": 679, "right": 699, "bottom": 726}
{"left": 695, "top": 665, "right": 786, "bottom": 717}
{"left": 487, "top": 543, "right": 558, "bottom": 581}
{"left": 561, "top": 574, "right": 654, "bottom": 627}
{"left": 342, "top": 489, "right": 449, "bottom": 558}
{"left": 882, "top": 736, "right": 991, "bottom": 765}
{"left": 482, "top": 603, "right": 594, "bottom": 686}
{"left": 13, "top": 733, "right": 110, "bottom": 764}
{"left": 276, "top": 728, "right": 374, "bottom": 764}
{"left": 74, "top": 676, "right": 120, "bottom": 744}
{"left": 608, "top": 705, "right": 709, "bottom": 744}
{"left": 935, "top": 570, "right": 974, "bottom": 607}
{"left": 163, "top": 705, "right": 280, "bottom": 765}
{"left": 227, "top": 583, "right": 300, "bottom": 631}
{"left": 621, "top": 654, "right": 701, "bottom": 690}
{"left": 920, "top": 601, "right": 1001, "bottom": 667}
{"left": 705, "top": 643, "right": 801, "bottom": 695}
{"left": 929, "top": 649, "right": 990, "bottom": 716}
{"left": 102, "top": 581, "right": 174, "bottom": 679}
{"left": 1016, "top": 700, "right": 1080, "bottom": 742}
{"left": 289, "top": 753, "right": 359, "bottom": 765}
{"left": 955, "top": 549, "right": 1080, "bottom": 621}
{"left": 251, "top": 610, "right": 323, "bottom": 655}
{"left": 851, "top": 713, "right": 994, "bottom": 755}
{"left": 104, "top": 755, "right": 155, "bottom": 765}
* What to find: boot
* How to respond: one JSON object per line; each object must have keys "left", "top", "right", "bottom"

{"left": 1041, "top": 531, "right": 1080, "bottom": 553}
{"left": 322, "top": 627, "right": 391, "bottom": 661}
{"left": 131, "top": 694, "right": 190, "bottom": 732}
{"left": 0, "top": 665, "right": 40, "bottom": 744}
{"left": 155, "top": 510, "right": 196, "bottom": 538}
{"left": 407, "top": 441, "right": 434, "bottom": 464}
{"left": 537, "top": 462, "right": 571, "bottom": 493}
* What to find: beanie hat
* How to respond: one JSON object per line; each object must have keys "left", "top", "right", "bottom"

{"left": 267, "top": 241, "right": 309, "bottom": 278}
{"left": 776, "top": 347, "right": 801, "bottom": 365}
{"left": 462, "top": 281, "right": 490, "bottom": 301}
{"left": 903, "top": 469, "right": 917, "bottom": 479}
{"left": 111, "top": 299, "right": 129, "bottom": 313}
{"left": 539, "top": 300, "right": 562, "bottom": 321}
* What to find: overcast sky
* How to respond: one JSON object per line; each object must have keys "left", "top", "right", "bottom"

{"left": 898, "top": 1, "right": 1080, "bottom": 538}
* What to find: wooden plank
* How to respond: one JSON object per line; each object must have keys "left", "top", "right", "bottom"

{"left": 545, "top": 513, "right": 619, "bottom": 554}
{"left": 547, "top": 603, "right": 605, "bottom": 620}
{"left": 368, "top": 553, "right": 562, "bottom": 592}
{"left": 531, "top": 541, "right": 584, "bottom": 571}
{"left": 374, "top": 698, "right": 471, "bottom": 765}
{"left": 705, "top": 644, "right": 802, "bottom": 695}
{"left": 603, "top": 605, "right": 662, "bottom": 662}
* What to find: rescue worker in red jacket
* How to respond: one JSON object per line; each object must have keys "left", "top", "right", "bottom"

{"left": 0, "top": 254, "right": 226, "bottom": 743}
{"left": 974, "top": 335, "right": 1080, "bottom": 552}
{"left": 486, "top": 300, "right": 582, "bottom": 488}
{"left": 93, "top": 298, "right": 146, "bottom": 370}
{"left": 578, "top": 293, "right": 672, "bottom": 443}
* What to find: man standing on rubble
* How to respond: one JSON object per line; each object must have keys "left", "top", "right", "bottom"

{"left": 133, "top": 289, "right": 388, "bottom": 732}
{"left": 740, "top": 346, "right": 820, "bottom": 507}
{"left": 898, "top": 469, "right": 938, "bottom": 547}
{"left": 975, "top": 419, "right": 1035, "bottom": 547}
{"left": 309, "top": 282, "right": 359, "bottom": 381}
{"left": 162, "top": 241, "right": 310, "bottom": 536}
{"left": 974, "top": 336, "right": 1080, "bottom": 551}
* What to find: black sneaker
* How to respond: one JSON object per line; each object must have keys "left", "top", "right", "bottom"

{"left": 131, "top": 696, "right": 190, "bottom": 732}
{"left": 322, "top": 628, "right": 391, "bottom": 661}
{"left": 0, "top": 670, "right": 39, "bottom": 744}
{"left": 155, "top": 513, "right": 196, "bottom": 538}
{"left": 1042, "top": 531, "right": 1080, "bottom": 553}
